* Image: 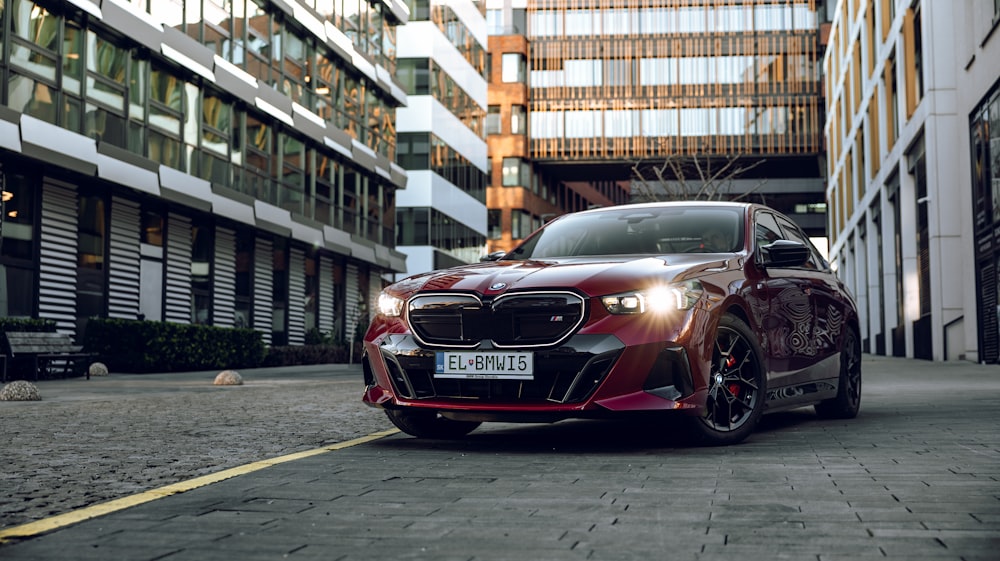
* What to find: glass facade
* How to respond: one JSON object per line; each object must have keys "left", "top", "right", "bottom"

{"left": 971, "top": 85, "right": 1000, "bottom": 362}
{"left": 0, "top": 171, "right": 36, "bottom": 318}
{"left": 394, "top": 0, "right": 489, "bottom": 276}
{"left": 396, "top": 207, "right": 485, "bottom": 264}
{"left": 0, "top": 0, "right": 408, "bottom": 347}
{"left": 527, "top": 0, "right": 823, "bottom": 160}
{"left": 1, "top": 0, "right": 401, "bottom": 241}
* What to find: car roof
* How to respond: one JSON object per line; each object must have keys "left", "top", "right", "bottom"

{"left": 573, "top": 201, "right": 753, "bottom": 216}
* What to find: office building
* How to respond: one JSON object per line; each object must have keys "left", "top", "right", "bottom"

{"left": 824, "top": 0, "right": 1000, "bottom": 362}
{"left": 485, "top": 0, "right": 831, "bottom": 254}
{"left": 0, "top": 0, "right": 410, "bottom": 346}
{"left": 394, "top": 0, "right": 489, "bottom": 276}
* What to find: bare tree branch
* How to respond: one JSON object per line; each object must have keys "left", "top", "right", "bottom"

{"left": 630, "top": 151, "right": 768, "bottom": 202}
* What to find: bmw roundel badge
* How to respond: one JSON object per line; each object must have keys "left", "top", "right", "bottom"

{"left": 490, "top": 282, "right": 507, "bottom": 290}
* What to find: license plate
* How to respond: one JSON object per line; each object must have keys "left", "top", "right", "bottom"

{"left": 435, "top": 351, "right": 534, "bottom": 380}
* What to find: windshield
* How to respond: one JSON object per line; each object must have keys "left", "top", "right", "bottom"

{"left": 506, "top": 206, "right": 744, "bottom": 259}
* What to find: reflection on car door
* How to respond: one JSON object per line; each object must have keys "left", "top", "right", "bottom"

{"left": 752, "top": 211, "right": 817, "bottom": 389}
{"left": 773, "top": 214, "right": 844, "bottom": 383}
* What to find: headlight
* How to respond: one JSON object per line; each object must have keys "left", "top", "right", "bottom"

{"left": 601, "top": 281, "right": 702, "bottom": 315}
{"left": 377, "top": 292, "right": 405, "bottom": 317}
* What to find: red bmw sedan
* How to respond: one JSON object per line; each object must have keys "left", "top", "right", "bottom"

{"left": 362, "top": 202, "right": 862, "bottom": 445}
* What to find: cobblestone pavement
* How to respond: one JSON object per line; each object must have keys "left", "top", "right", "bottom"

{"left": 0, "top": 364, "right": 391, "bottom": 529}
{"left": 0, "top": 355, "right": 999, "bottom": 560}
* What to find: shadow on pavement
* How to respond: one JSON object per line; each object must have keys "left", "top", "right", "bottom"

{"left": 369, "top": 406, "right": 842, "bottom": 455}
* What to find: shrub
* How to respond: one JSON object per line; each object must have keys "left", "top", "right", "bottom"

{"left": 261, "top": 343, "right": 352, "bottom": 367}
{"left": 82, "top": 319, "right": 266, "bottom": 373}
{"left": 0, "top": 318, "right": 57, "bottom": 334}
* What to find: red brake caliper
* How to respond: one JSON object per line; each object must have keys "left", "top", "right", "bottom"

{"left": 724, "top": 354, "right": 740, "bottom": 396}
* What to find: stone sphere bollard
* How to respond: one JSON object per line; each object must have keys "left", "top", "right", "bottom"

{"left": 88, "top": 362, "right": 109, "bottom": 377}
{"left": 213, "top": 370, "right": 244, "bottom": 386}
{"left": 0, "top": 380, "right": 42, "bottom": 401}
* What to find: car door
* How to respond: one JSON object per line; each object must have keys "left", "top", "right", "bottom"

{"left": 751, "top": 210, "right": 818, "bottom": 390}
{"left": 772, "top": 214, "right": 844, "bottom": 382}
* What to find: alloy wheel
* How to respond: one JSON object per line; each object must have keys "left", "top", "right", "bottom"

{"left": 702, "top": 324, "right": 763, "bottom": 432}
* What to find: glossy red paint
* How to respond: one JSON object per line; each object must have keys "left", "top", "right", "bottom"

{"left": 362, "top": 202, "right": 861, "bottom": 445}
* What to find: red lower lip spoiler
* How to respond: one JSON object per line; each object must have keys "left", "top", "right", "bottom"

{"left": 595, "top": 390, "right": 702, "bottom": 412}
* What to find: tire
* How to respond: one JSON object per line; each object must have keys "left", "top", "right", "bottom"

{"left": 686, "top": 313, "right": 767, "bottom": 446}
{"left": 815, "top": 328, "right": 862, "bottom": 419}
{"left": 384, "top": 408, "right": 481, "bottom": 439}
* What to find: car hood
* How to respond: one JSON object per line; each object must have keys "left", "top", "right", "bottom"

{"left": 389, "top": 255, "right": 735, "bottom": 299}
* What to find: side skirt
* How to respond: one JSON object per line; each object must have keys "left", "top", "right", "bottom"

{"left": 764, "top": 379, "right": 838, "bottom": 413}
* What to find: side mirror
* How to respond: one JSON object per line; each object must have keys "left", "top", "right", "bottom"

{"left": 480, "top": 250, "right": 506, "bottom": 262}
{"left": 761, "top": 240, "right": 810, "bottom": 268}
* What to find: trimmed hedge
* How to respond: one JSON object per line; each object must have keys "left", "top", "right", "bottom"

{"left": 262, "top": 343, "right": 355, "bottom": 367}
{"left": 0, "top": 318, "right": 57, "bottom": 333}
{"left": 82, "top": 318, "right": 267, "bottom": 373}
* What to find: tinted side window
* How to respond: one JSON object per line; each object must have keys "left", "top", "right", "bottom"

{"left": 775, "top": 215, "right": 825, "bottom": 270}
{"left": 754, "top": 211, "right": 783, "bottom": 250}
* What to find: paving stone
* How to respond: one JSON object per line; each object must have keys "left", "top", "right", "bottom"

{"left": 1, "top": 356, "right": 999, "bottom": 560}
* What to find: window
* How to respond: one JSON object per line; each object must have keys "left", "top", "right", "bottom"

{"left": 148, "top": 64, "right": 184, "bottom": 170}
{"left": 501, "top": 53, "right": 525, "bottom": 83}
{"left": 77, "top": 194, "right": 107, "bottom": 330}
{"left": 141, "top": 210, "right": 163, "bottom": 247}
{"left": 397, "top": 132, "right": 429, "bottom": 170}
{"left": 486, "top": 105, "right": 501, "bottom": 134}
{"left": 754, "top": 211, "right": 783, "bottom": 249}
{"left": 244, "top": 110, "right": 273, "bottom": 201}
{"left": 304, "top": 251, "right": 318, "bottom": 333}
{"left": 271, "top": 238, "right": 289, "bottom": 345}
{"left": 396, "top": 207, "right": 429, "bottom": 246}
{"left": 511, "top": 210, "right": 533, "bottom": 240}
{"left": 885, "top": 51, "right": 898, "bottom": 149}
{"left": 315, "top": 151, "right": 341, "bottom": 227}
{"left": 486, "top": 9, "right": 503, "bottom": 34}
{"left": 529, "top": 10, "right": 562, "bottom": 36}
{"left": 7, "top": 1, "right": 63, "bottom": 125}
{"left": 511, "top": 105, "right": 526, "bottom": 134}
{"left": 511, "top": 9, "right": 526, "bottom": 33}
{"left": 85, "top": 32, "right": 128, "bottom": 148}
{"left": 908, "top": 137, "right": 928, "bottom": 316}
{"left": 199, "top": 92, "right": 232, "bottom": 185}
{"left": 903, "top": 7, "right": 923, "bottom": 117}
{"left": 396, "top": 58, "right": 430, "bottom": 95}
{"left": 191, "top": 221, "right": 213, "bottom": 324}
{"left": 502, "top": 157, "right": 527, "bottom": 186}
{"left": 488, "top": 209, "right": 502, "bottom": 240}
{"left": 279, "top": 133, "right": 306, "bottom": 215}
{"left": 0, "top": 171, "right": 36, "bottom": 318}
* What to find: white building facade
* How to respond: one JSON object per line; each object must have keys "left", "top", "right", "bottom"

{"left": 394, "top": 0, "right": 489, "bottom": 278}
{"left": 825, "top": 0, "right": 1000, "bottom": 362}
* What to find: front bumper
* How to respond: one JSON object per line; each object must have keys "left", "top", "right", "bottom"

{"left": 363, "top": 333, "right": 702, "bottom": 417}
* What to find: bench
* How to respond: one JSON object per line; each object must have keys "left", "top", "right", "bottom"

{"left": 1, "top": 331, "right": 94, "bottom": 382}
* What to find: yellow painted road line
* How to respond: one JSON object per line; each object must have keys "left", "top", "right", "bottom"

{"left": 0, "top": 428, "right": 399, "bottom": 544}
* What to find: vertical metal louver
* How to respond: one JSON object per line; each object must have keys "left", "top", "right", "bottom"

{"left": 165, "top": 213, "right": 192, "bottom": 325}
{"left": 38, "top": 179, "right": 78, "bottom": 334}
{"left": 345, "top": 263, "right": 361, "bottom": 343}
{"left": 108, "top": 197, "right": 141, "bottom": 319}
{"left": 253, "top": 237, "right": 274, "bottom": 345}
{"left": 213, "top": 226, "right": 237, "bottom": 328}
{"left": 287, "top": 247, "right": 306, "bottom": 345}
{"left": 317, "top": 255, "right": 335, "bottom": 336}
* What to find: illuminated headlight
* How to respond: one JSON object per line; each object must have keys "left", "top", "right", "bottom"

{"left": 601, "top": 281, "right": 702, "bottom": 315}
{"left": 377, "top": 292, "right": 405, "bottom": 317}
